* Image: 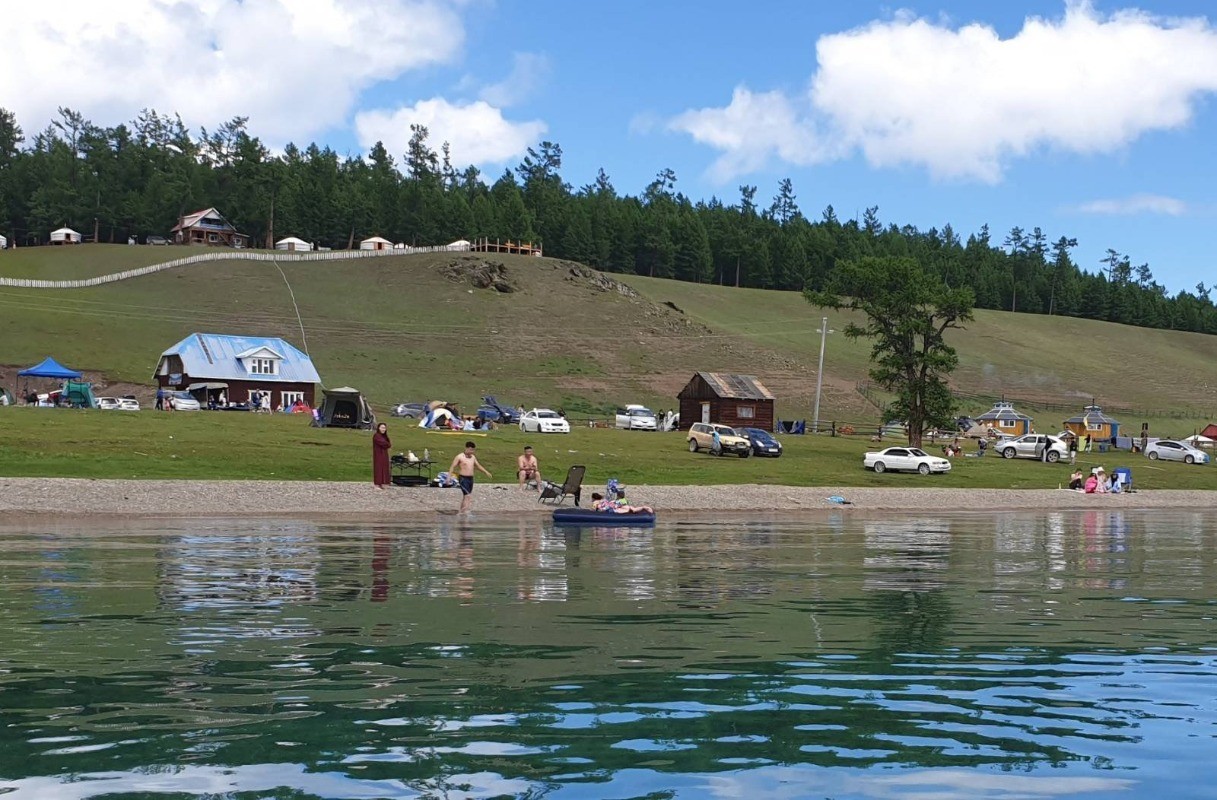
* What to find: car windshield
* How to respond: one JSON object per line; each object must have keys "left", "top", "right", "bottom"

{"left": 715, "top": 426, "right": 737, "bottom": 436}
{"left": 536, "top": 410, "right": 560, "bottom": 419}
{"left": 171, "top": 392, "right": 193, "bottom": 400}
{"left": 630, "top": 408, "right": 653, "bottom": 416}
{"left": 745, "top": 429, "right": 775, "bottom": 442}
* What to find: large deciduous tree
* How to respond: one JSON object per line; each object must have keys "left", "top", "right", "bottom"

{"left": 807, "top": 256, "right": 974, "bottom": 447}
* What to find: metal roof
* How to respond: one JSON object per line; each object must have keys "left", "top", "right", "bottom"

{"left": 171, "top": 207, "right": 237, "bottom": 233}
{"left": 1064, "top": 404, "right": 1120, "bottom": 425}
{"left": 695, "top": 372, "right": 775, "bottom": 400}
{"left": 156, "top": 333, "right": 321, "bottom": 384}
{"left": 976, "top": 401, "right": 1032, "bottom": 422}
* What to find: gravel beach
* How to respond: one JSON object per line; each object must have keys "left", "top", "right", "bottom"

{"left": 1, "top": 477, "right": 1214, "bottom": 518}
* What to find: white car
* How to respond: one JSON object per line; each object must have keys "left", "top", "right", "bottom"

{"left": 96, "top": 396, "right": 120, "bottom": 411}
{"left": 519, "top": 408, "right": 570, "bottom": 433}
{"left": 863, "top": 446, "right": 952, "bottom": 475}
{"left": 996, "top": 434, "right": 1069, "bottom": 462}
{"left": 166, "top": 391, "right": 200, "bottom": 411}
{"left": 615, "top": 404, "right": 657, "bottom": 430}
{"left": 117, "top": 398, "right": 140, "bottom": 411}
{"left": 1145, "top": 440, "right": 1209, "bottom": 464}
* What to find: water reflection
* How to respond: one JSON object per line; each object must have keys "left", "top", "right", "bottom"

{"left": 0, "top": 510, "right": 1214, "bottom": 799}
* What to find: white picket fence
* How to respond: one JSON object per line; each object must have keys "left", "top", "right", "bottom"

{"left": 0, "top": 243, "right": 473, "bottom": 289}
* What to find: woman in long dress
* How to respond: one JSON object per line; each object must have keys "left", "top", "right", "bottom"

{"left": 372, "top": 423, "right": 392, "bottom": 488}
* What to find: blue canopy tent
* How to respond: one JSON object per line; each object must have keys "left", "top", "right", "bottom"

{"left": 19, "top": 357, "right": 83, "bottom": 379}
{"left": 17, "top": 357, "right": 85, "bottom": 406}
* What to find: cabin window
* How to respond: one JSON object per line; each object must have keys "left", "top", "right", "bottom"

{"left": 1086, "top": 422, "right": 1103, "bottom": 431}
{"left": 999, "top": 419, "right": 1016, "bottom": 428}
{"left": 247, "top": 358, "right": 278, "bottom": 375}
{"left": 737, "top": 405, "right": 756, "bottom": 419}
{"left": 281, "top": 391, "right": 304, "bottom": 408}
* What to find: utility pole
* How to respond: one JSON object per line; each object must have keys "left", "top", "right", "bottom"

{"left": 813, "top": 316, "right": 828, "bottom": 433}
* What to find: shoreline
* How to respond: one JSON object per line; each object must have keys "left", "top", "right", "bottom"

{"left": 1, "top": 478, "right": 1214, "bottom": 519}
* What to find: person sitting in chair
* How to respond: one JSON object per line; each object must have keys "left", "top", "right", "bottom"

{"left": 517, "top": 446, "right": 542, "bottom": 491}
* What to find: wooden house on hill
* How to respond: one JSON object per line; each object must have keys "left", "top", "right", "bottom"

{"left": 975, "top": 400, "right": 1033, "bottom": 436}
{"left": 677, "top": 372, "right": 775, "bottom": 431}
{"left": 1063, "top": 404, "right": 1121, "bottom": 441}
{"left": 172, "top": 208, "right": 249, "bottom": 247}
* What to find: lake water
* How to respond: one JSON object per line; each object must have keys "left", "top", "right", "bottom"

{"left": 0, "top": 510, "right": 1214, "bottom": 800}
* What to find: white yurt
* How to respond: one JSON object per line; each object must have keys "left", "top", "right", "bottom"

{"left": 50, "top": 227, "right": 82, "bottom": 245}
{"left": 275, "top": 236, "right": 313, "bottom": 252}
{"left": 446, "top": 239, "right": 472, "bottom": 251}
{"left": 359, "top": 236, "right": 392, "bottom": 251}
{"left": 0, "top": 234, "right": 8, "bottom": 249}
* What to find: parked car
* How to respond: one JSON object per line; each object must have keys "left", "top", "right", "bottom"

{"left": 739, "top": 427, "right": 783, "bottom": 457}
{"left": 1145, "top": 439, "right": 1210, "bottom": 464}
{"left": 117, "top": 398, "right": 141, "bottom": 411}
{"left": 519, "top": 408, "right": 570, "bottom": 433}
{"left": 478, "top": 395, "right": 519, "bottom": 425}
{"left": 96, "top": 396, "right": 120, "bottom": 411}
{"left": 996, "top": 434, "right": 1069, "bottom": 462}
{"left": 167, "top": 391, "right": 200, "bottom": 411}
{"left": 687, "top": 422, "right": 751, "bottom": 457}
{"left": 615, "top": 404, "right": 657, "bottom": 430}
{"left": 391, "top": 402, "right": 427, "bottom": 418}
{"left": 863, "top": 447, "right": 951, "bottom": 474}
{"left": 145, "top": 235, "right": 169, "bottom": 245}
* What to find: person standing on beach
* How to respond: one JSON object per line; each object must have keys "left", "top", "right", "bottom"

{"left": 450, "top": 440, "right": 492, "bottom": 514}
{"left": 372, "top": 423, "right": 392, "bottom": 488}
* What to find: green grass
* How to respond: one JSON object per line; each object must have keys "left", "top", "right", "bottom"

{"left": 0, "top": 407, "right": 1211, "bottom": 490}
{"left": 0, "top": 243, "right": 184, "bottom": 280}
{"left": 1, "top": 248, "right": 1215, "bottom": 437}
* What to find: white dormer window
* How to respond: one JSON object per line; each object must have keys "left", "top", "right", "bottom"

{"left": 249, "top": 358, "right": 278, "bottom": 375}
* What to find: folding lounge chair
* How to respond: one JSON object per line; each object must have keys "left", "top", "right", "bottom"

{"left": 539, "top": 465, "right": 585, "bottom": 506}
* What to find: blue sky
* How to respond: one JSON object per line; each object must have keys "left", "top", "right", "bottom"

{"left": 4, "top": 1, "right": 1216, "bottom": 293}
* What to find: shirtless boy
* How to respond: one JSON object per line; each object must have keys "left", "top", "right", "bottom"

{"left": 517, "top": 446, "right": 541, "bottom": 491}
{"left": 450, "top": 440, "right": 493, "bottom": 514}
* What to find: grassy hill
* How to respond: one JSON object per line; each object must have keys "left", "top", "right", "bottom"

{"left": 2, "top": 245, "right": 1216, "bottom": 436}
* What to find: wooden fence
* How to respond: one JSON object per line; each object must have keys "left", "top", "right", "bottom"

{"left": 0, "top": 242, "right": 473, "bottom": 290}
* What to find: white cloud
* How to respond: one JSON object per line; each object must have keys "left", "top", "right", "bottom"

{"left": 668, "top": 87, "right": 842, "bottom": 183}
{"left": 668, "top": 2, "right": 1217, "bottom": 182}
{"left": 1075, "top": 193, "right": 1188, "bottom": 215}
{"left": 0, "top": 0, "right": 465, "bottom": 144}
{"left": 354, "top": 98, "right": 546, "bottom": 167}
{"left": 478, "top": 52, "right": 550, "bottom": 107}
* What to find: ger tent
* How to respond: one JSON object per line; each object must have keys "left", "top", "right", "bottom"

{"left": 312, "top": 387, "right": 375, "bottom": 429}
{"left": 19, "top": 357, "right": 82, "bottom": 379}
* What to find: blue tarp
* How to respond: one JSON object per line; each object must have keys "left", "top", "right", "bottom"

{"left": 18, "top": 357, "right": 82, "bottom": 379}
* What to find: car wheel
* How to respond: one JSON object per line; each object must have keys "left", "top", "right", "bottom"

{"left": 1148, "top": 451, "right": 1158, "bottom": 460}
{"left": 1185, "top": 454, "right": 1195, "bottom": 464}
{"left": 519, "top": 422, "right": 527, "bottom": 432}
{"left": 738, "top": 450, "right": 750, "bottom": 458}
{"left": 1002, "top": 448, "right": 1016, "bottom": 459}
{"left": 688, "top": 438, "right": 699, "bottom": 452}
{"left": 873, "top": 461, "right": 886, "bottom": 474}
{"left": 918, "top": 463, "right": 930, "bottom": 475}
{"left": 1047, "top": 451, "right": 1060, "bottom": 463}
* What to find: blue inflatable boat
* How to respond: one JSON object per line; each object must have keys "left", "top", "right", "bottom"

{"left": 552, "top": 508, "right": 656, "bottom": 526}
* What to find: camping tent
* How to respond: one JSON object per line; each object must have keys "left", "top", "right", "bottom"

{"left": 312, "top": 386, "right": 375, "bottom": 429}
{"left": 62, "top": 380, "right": 97, "bottom": 409}
{"left": 19, "top": 357, "right": 83, "bottom": 379}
